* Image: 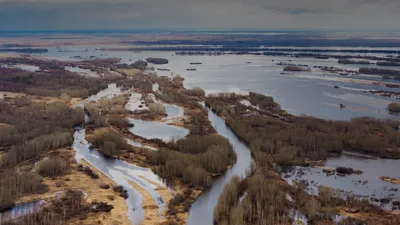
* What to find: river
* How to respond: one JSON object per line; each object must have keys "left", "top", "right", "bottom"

{"left": 187, "top": 107, "right": 253, "bottom": 225}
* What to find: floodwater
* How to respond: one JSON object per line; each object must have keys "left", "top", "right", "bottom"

{"left": 187, "top": 107, "right": 253, "bottom": 225}
{"left": 37, "top": 46, "right": 400, "bottom": 121}
{"left": 282, "top": 154, "right": 400, "bottom": 210}
{"left": 86, "top": 83, "right": 122, "bottom": 102}
{"left": 64, "top": 66, "right": 99, "bottom": 78}
{"left": 1, "top": 64, "right": 40, "bottom": 72}
{"left": 0, "top": 200, "right": 44, "bottom": 223}
{"left": 128, "top": 118, "right": 189, "bottom": 142}
{"left": 125, "top": 138, "right": 158, "bottom": 151}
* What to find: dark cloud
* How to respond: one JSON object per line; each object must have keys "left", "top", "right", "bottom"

{"left": 0, "top": 0, "right": 399, "bottom": 30}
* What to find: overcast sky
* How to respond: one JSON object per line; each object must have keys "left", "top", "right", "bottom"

{"left": 0, "top": 0, "right": 399, "bottom": 31}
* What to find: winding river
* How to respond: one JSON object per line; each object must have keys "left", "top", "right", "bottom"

{"left": 187, "top": 108, "right": 254, "bottom": 225}
{"left": 75, "top": 85, "right": 254, "bottom": 225}
{"left": 74, "top": 83, "right": 254, "bottom": 225}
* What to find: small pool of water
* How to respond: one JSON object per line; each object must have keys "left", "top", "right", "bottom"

{"left": 128, "top": 118, "right": 189, "bottom": 142}
{"left": 163, "top": 103, "right": 184, "bottom": 121}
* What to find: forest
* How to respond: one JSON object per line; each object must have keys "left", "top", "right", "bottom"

{"left": 0, "top": 67, "right": 109, "bottom": 98}
{"left": 0, "top": 97, "right": 85, "bottom": 212}
{"left": 149, "top": 134, "right": 236, "bottom": 188}
{"left": 206, "top": 93, "right": 400, "bottom": 165}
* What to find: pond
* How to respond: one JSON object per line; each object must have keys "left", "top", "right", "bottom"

{"left": 128, "top": 118, "right": 189, "bottom": 142}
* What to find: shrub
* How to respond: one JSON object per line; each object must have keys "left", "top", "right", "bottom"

{"left": 108, "top": 116, "right": 131, "bottom": 129}
{"left": 37, "top": 156, "right": 67, "bottom": 177}
{"left": 184, "top": 88, "right": 206, "bottom": 97}
{"left": 87, "top": 128, "right": 127, "bottom": 157}
{"left": 149, "top": 103, "right": 166, "bottom": 115}
{"left": 388, "top": 102, "right": 400, "bottom": 113}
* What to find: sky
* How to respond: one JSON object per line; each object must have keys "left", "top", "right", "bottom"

{"left": 0, "top": 0, "right": 399, "bottom": 31}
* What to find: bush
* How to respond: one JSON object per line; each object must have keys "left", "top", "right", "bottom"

{"left": 87, "top": 128, "right": 127, "bottom": 157}
{"left": 388, "top": 102, "right": 400, "bottom": 113}
{"left": 184, "top": 88, "right": 206, "bottom": 97}
{"left": 37, "top": 156, "right": 67, "bottom": 177}
{"left": 149, "top": 103, "right": 166, "bottom": 116}
{"left": 108, "top": 116, "right": 131, "bottom": 129}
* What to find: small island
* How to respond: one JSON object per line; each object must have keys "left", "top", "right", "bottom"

{"left": 388, "top": 102, "right": 400, "bottom": 113}
{"left": 338, "top": 59, "right": 372, "bottom": 65}
{"left": 283, "top": 65, "right": 311, "bottom": 72}
{"left": 145, "top": 58, "right": 169, "bottom": 65}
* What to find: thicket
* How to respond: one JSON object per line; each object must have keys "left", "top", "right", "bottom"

{"left": 359, "top": 67, "right": 400, "bottom": 80}
{"left": 116, "top": 77, "right": 153, "bottom": 92}
{"left": 184, "top": 87, "right": 205, "bottom": 97}
{"left": 0, "top": 171, "right": 48, "bottom": 211}
{"left": 108, "top": 116, "right": 132, "bottom": 129}
{"left": 149, "top": 103, "right": 166, "bottom": 116}
{"left": 214, "top": 174, "right": 290, "bottom": 225}
{"left": 0, "top": 68, "right": 109, "bottom": 98}
{"left": 148, "top": 134, "right": 236, "bottom": 188}
{"left": 36, "top": 156, "right": 69, "bottom": 177}
{"left": 0, "top": 99, "right": 83, "bottom": 168}
{"left": 87, "top": 128, "right": 127, "bottom": 157}
{"left": 1, "top": 190, "right": 94, "bottom": 225}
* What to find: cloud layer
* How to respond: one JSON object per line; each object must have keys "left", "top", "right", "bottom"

{"left": 0, "top": 0, "right": 399, "bottom": 30}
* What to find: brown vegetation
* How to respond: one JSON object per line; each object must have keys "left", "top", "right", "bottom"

{"left": 206, "top": 93, "right": 400, "bottom": 165}
{"left": 0, "top": 99, "right": 83, "bottom": 168}
{"left": 387, "top": 102, "right": 400, "bottom": 113}
{"left": 0, "top": 67, "right": 109, "bottom": 98}
{"left": 86, "top": 128, "right": 128, "bottom": 157}
{"left": 148, "top": 134, "right": 236, "bottom": 188}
